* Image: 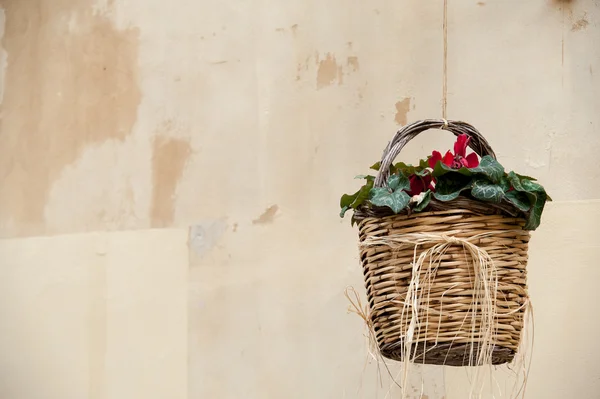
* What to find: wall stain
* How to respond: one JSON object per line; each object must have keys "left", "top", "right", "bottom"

{"left": 312, "top": 52, "right": 360, "bottom": 89}
{"left": 0, "top": 0, "right": 141, "bottom": 237}
{"left": 150, "top": 131, "right": 192, "bottom": 228}
{"left": 394, "top": 98, "right": 412, "bottom": 125}
{"left": 477, "top": 1, "right": 485, "bottom": 5}
{"left": 316, "top": 53, "right": 339, "bottom": 89}
{"left": 252, "top": 205, "right": 278, "bottom": 224}
{"left": 571, "top": 14, "right": 589, "bottom": 31}
{"left": 347, "top": 56, "right": 360, "bottom": 72}
{"left": 337, "top": 65, "right": 344, "bottom": 85}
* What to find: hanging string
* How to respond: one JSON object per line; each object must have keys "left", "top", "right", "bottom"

{"left": 442, "top": 0, "right": 448, "bottom": 119}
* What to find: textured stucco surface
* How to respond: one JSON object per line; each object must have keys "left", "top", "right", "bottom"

{"left": 0, "top": 0, "right": 599, "bottom": 398}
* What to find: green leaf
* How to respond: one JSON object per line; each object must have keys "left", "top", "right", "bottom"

{"left": 521, "top": 179, "right": 545, "bottom": 193}
{"left": 339, "top": 180, "right": 374, "bottom": 218}
{"left": 355, "top": 174, "right": 375, "bottom": 182}
{"left": 505, "top": 190, "right": 532, "bottom": 212}
{"left": 394, "top": 161, "right": 428, "bottom": 176}
{"left": 467, "top": 156, "right": 505, "bottom": 183}
{"left": 524, "top": 191, "right": 547, "bottom": 230}
{"left": 393, "top": 162, "right": 416, "bottom": 176}
{"left": 434, "top": 191, "right": 463, "bottom": 201}
{"left": 340, "top": 192, "right": 358, "bottom": 209}
{"left": 431, "top": 160, "right": 459, "bottom": 178}
{"left": 340, "top": 205, "right": 350, "bottom": 218}
{"left": 370, "top": 161, "right": 397, "bottom": 174}
{"left": 507, "top": 171, "right": 525, "bottom": 191}
{"left": 430, "top": 156, "right": 504, "bottom": 183}
{"left": 505, "top": 173, "right": 550, "bottom": 230}
{"left": 471, "top": 180, "right": 504, "bottom": 204}
{"left": 351, "top": 181, "right": 374, "bottom": 209}
{"left": 515, "top": 173, "right": 537, "bottom": 181}
{"left": 413, "top": 190, "right": 432, "bottom": 212}
{"left": 499, "top": 175, "right": 511, "bottom": 192}
{"left": 433, "top": 173, "right": 472, "bottom": 202}
{"left": 369, "top": 187, "right": 411, "bottom": 213}
{"left": 387, "top": 173, "right": 411, "bottom": 191}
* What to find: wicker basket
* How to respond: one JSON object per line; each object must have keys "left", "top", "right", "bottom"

{"left": 357, "top": 120, "right": 529, "bottom": 367}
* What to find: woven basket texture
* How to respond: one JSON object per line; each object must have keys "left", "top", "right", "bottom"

{"left": 357, "top": 120, "right": 529, "bottom": 366}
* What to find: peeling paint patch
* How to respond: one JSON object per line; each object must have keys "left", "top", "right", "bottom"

{"left": 311, "top": 52, "right": 360, "bottom": 89}
{"left": 189, "top": 219, "right": 228, "bottom": 257}
{"left": 317, "top": 53, "right": 339, "bottom": 89}
{"left": 394, "top": 98, "right": 412, "bottom": 125}
{"left": 571, "top": 14, "right": 589, "bottom": 31}
{"left": 253, "top": 205, "right": 279, "bottom": 224}
{"left": 347, "top": 56, "right": 359, "bottom": 72}
{"left": 150, "top": 129, "right": 192, "bottom": 228}
{"left": 0, "top": 0, "right": 141, "bottom": 237}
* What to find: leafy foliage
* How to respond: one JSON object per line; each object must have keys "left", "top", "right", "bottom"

{"left": 339, "top": 140, "right": 550, "bottom": 231}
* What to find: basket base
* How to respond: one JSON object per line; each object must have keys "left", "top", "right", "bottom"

{"left": 380, "top": 341, "right": 516, "bottom": 367}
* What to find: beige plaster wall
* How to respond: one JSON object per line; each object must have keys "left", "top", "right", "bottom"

{"left": 0, "top": 0, "right": 599, "bottom": 398}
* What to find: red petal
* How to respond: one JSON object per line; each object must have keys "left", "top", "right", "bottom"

{"left": 442, "top": 151, "right": 454, "bottom": 166}
{"left": 428, "top": 151, "right": 442, "bottom": 168}
{"left": 454, "top": 134, "right": 470, "bottom": 158}
{"left": 465, "top": 153, "right": 479, "bottom": 168}
{"left": 408, "top": 175, "right": 425, "bottom": 196}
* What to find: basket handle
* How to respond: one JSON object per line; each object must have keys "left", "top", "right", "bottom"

{"left": 374, "top": 119, "right": 496, "bottom": 187}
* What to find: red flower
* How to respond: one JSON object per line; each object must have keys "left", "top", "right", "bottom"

{"left": 428, "top": 134, "right": 479, "bottom": 169}
{"left": 408, "top": 174, "right": 435, "bottom": 196}
{"left": 428, "top": 150, "right": 454, "bottom": 169}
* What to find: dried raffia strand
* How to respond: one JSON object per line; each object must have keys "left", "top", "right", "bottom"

{"left": 357, "top": 212, "right": 529, "bottom": 366}
{"left": 345, "top": 208, "right": 533, "bottom": 398}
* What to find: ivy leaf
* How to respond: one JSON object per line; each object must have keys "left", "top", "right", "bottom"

{"left": 505, "top": 190, "right": 532, "bottom": 212}
{"left": 339, "top": 180, "right": 374, "bottom": 218}
{"left": 507, "top": 171, "right": 525, "bottom": 191}
{"left": 351, "top": 181, "right": 374, "bottom": 209}
{"left": 471, "top": 180, "right": 504, "bottom": 204}
{"left": 340, "top": 192, "right": 358, "bottom": 209}
{"left": 340, "top": 205, "right": 350, "bottom": 218}
{"left": 387, "top": 173, "right": 411, "bottom": 191}
{"left": 467, "top": 156, "right": 505, "bottom": 183}
{"left": 506, "top": 173, "right": 550, "bottom": 230}
{"left": 434, "top": 191, "right": 462, "bottom": 201}
{"left": 431, "top": 160, "right": 459, "bottom": 178}
{"left": 393, "top": 162, "right": 416, "bottom": 176}
{"left": 521, "top": 179, "right": 545, "bottom": 193}
{"left": 369, "top": 188, "right": 411, "bottom": 213}
{"left": 355, "top": 174, "right": 375, "bottom": 182}
{"left": 515, "top": 173, "right": 537, "bottom": 181}
{"left": 413, "top": 190, "right": 432, "bottom": 212}
{"left": 370, "top": 161, "right": 397, "bottom": 174}
{"left": 524, "top": 190, "right": 547, "bottom": 230}
{"left": 499, "top": 175, "right": 511, "bottom": 192}
{"left": 433, "top": 173, "right": 472, "bottom": 202}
